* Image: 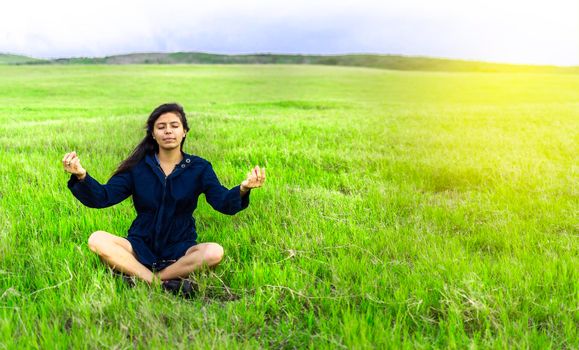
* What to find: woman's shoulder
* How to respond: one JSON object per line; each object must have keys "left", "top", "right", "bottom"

{"left": 182, "top": 153, "right": 212, "bottom": 173}
{"left": 117, "top": 154, "right": 153, "bottom": 176}
{"left": 183, "top": 153, "right": 210, "bottom": 166}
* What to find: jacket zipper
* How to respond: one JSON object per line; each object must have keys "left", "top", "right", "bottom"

{"left": 154, "top": 164, "right": 168, "bottom": 253}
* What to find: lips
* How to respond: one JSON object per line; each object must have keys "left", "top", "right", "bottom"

{"left": 162, "top": 138, "right": 176, "bottom": 142}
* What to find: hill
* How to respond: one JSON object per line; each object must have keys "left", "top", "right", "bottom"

{"left": 0, "top": 53, "right": 43, "bottom": 64}
{"left": 5, "top": 52, "right": 578, "bottom": 74}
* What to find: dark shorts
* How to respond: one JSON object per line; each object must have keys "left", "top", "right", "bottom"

{"left": 146, "top": 260, "right": 177, "bottom": 272}
{"left": 127, "top": 236, "right": 197, "bottom": 271}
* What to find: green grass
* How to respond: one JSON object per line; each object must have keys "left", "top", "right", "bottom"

{"left": 0, "top": 64, "right": 577, "bottom": 348}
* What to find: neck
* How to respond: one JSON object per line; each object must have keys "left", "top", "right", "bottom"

{"left": 157, "top": 148, "right": 183, "bottom": 164}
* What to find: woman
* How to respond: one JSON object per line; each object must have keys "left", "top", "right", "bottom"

{"left": 62, "top": 103, "right": 265, "bottom": 297}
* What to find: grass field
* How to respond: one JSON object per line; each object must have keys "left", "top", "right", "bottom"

{"left": 0, "top": 64, "right": 577, "bottom": 348}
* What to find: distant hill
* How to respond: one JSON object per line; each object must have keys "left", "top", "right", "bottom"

{"left": 4, "top": 52, "right": 578, "bottom": 74}
{"left": 0, "top": 53, "right": 43, "bottom": 64}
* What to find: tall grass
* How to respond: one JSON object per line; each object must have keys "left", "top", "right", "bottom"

{"left": 0, "top": 65, "right": 577, "bottom": 348}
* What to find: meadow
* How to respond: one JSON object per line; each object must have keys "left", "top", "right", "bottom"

{"left": 0, "top": 64, "right": 577, "bottom": 348}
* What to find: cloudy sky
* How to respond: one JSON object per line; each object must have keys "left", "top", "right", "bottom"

{"left": 1, "top": 0, "right": 577, "bottom": 65}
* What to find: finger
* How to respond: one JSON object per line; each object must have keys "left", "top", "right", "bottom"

{"left": 63, "top": 152, "right": 73, "bottom": 164}
{"left": 68, "top": 157, "right": 79, "bottom": 169}
{"left": 68, "top": 154, "right": 78, "bottom": 166}
{"left": 62, "top": 152, "right": 71, "bottom": 162}
{"left": 261, "top": 167, "right": 266, "bottom": 181}
{"left": 64, "top": 152, "right": 76, "bottom": 165}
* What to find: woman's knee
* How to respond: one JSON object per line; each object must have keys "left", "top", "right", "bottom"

{"left": 203, "top": 243, "right": 224, "bottom": 266}
{"left": 87, "top": 231, "right": 111, "bottom": 254}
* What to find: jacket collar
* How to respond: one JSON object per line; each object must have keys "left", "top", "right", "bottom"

{"left": 145, "top": 152, "right": 196, "bottom": 182}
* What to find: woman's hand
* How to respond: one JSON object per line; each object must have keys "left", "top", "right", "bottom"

{"left": 240, "top": 165, "right": 266, "bottom": 193}
{"left": 62, "top": 151, "right": 87, "bottom": 180}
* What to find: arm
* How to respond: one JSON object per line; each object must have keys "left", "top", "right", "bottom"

{"left": 63, "top": 151, "right": 132, "bottom": 208}
{"left": 67, "top": 172, "right": 132, "bottom": 208}
{"left": 202, "top": 163, "right": 250, "bottom": 215}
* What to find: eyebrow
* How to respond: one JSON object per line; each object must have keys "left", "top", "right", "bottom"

{"left": 155, "top": 121, "right": 181, "bottom": 126}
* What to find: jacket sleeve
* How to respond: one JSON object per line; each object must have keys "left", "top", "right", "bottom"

{"left": 201, "top": 162, "right": 250, "bottom": 215}
{"left": 67, "top": 172, "right": 133, "bottom": 208}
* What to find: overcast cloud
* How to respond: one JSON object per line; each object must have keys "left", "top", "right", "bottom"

{"left": 0, "top": 0, "right": 577, "bottom": 65}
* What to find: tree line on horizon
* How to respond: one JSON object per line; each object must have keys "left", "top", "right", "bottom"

{"left": 1, "top": 52, "right": 577, "bottom": 74}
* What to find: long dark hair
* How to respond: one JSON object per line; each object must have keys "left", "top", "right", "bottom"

{"left": 113, "top": 103, "right": 190, "bottom": 176}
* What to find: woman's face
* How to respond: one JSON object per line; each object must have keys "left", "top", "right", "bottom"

{"left": 152, "top": 112, "right": 187, "bottom": 151}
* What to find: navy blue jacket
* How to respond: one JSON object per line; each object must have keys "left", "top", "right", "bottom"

{"left": 68, "top": 153, "right": 250, "bottom": 267}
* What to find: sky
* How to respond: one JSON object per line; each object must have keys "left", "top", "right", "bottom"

{"left": 1, "top": 0, "right": 577, "bottom": 66}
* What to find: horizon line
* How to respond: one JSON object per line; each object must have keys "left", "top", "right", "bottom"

{"left": 2, "top": 50, "right": 578, "bottom": 68}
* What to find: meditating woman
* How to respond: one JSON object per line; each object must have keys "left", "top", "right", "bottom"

{"left": 62, "top": 103, "right": 265, "bottom": 296}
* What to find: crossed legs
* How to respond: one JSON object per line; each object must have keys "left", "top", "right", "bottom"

{"left": 87, "top": 231, "right": 224, "bottom": 284}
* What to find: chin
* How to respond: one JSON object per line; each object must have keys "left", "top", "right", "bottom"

{"left": 159, "top": 144, "right": 180, "bottom": 151}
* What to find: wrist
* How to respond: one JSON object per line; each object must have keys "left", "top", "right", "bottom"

{"left": 240, "top": 184, "right": 249, "bottom": 193}
{"left": 76, "top": 170, "right": 87, "bottom": 181}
